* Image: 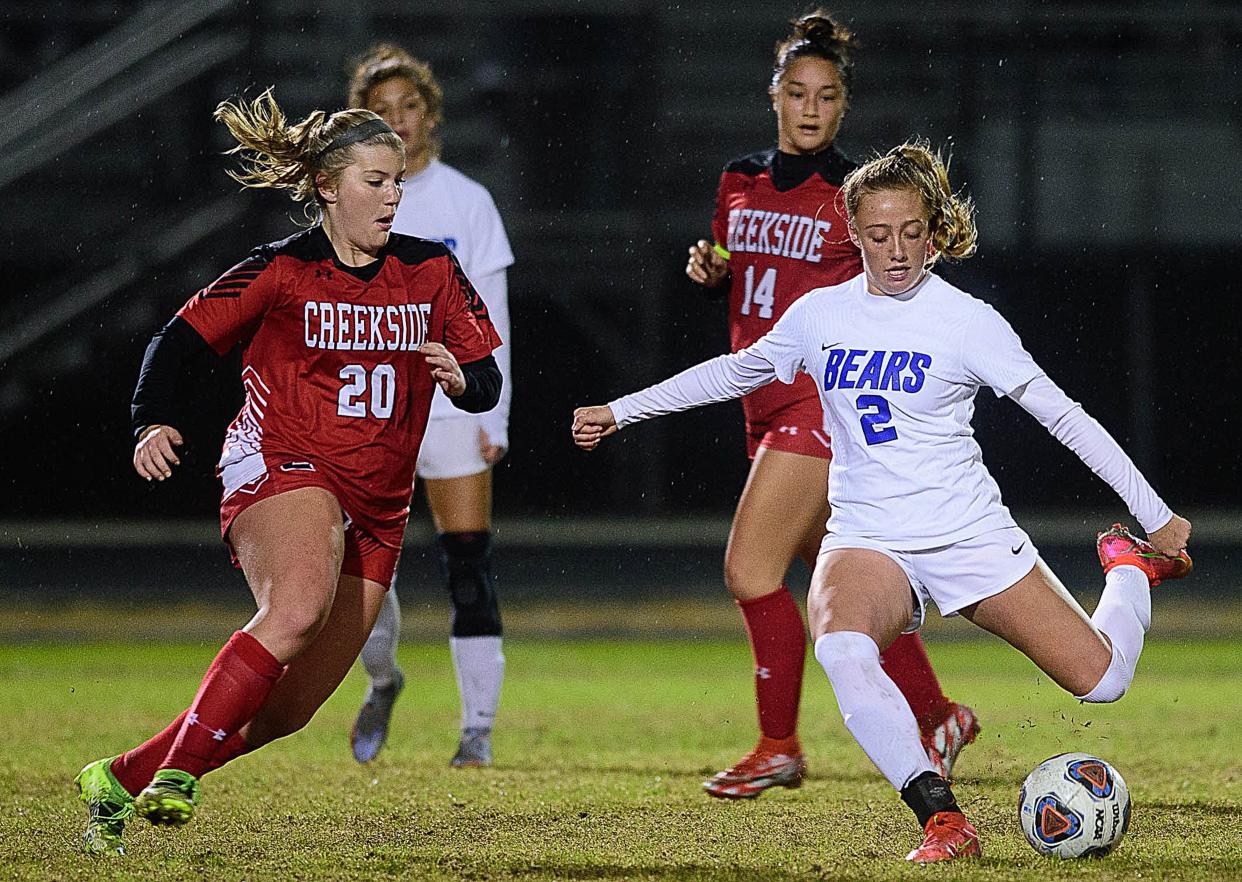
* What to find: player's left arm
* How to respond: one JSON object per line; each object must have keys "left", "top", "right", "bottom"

{"left": 1008, "top": 373, "right": 1191, "bottom": 556}
{"left": 965, "top": 304, "right": 1190, "bottom": 554}
{"left": 420, "top": 343, "right": 501, "bottom": 413}
{"left": 434, "top": 248, "right": 504, "bottom": 415}
{"left": 472, "top": 267, "right": 510, "bottom": 463}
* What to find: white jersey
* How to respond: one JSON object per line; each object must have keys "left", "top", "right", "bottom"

{"left": 610, "top": 271, "right": 1172, "bottom": 550}
{"left": 393, "top": 159, "right": 514, "bottom": 425}
{"left": 754, "top": 272, "right": 1037, "bottom": 547}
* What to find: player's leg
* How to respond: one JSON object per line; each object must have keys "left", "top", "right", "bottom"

{"left": 795, "top": 528, "right": 977, "bottom": 778}
{"left": 704, "top": 445, "right": 825, "bottom": 798}
{"left": 807, "top": 547, "right": 979, "bottom": 864}
{"left": 351, "top": 586, "right": 405, "bottom": 762}
{"left": 958, "top": 526, "right": 1189, "bottom": 703}
{"left": 131, "top": 486, "right": 344, "bottom": 827}
{"left": 424, "top": 464, "right": 503, "bottom": 768}
{"left": 241, "top": 572, "right": 388, "bottom": 748}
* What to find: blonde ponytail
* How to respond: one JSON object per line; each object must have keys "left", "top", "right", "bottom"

{"left": 213, "top": 88, "right": 403, "bottom": 220}
{"left": 842, "top": 140, "right": 978, "bottom": 264}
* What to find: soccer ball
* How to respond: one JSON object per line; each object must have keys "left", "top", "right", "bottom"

{"left": 1018, "top": 753, "right": 1131, "bottom": 858}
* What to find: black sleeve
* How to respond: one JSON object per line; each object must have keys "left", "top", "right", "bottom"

{"left": 450, "top": 354, "right": 502, "bottom": 414}
{"left": 130, "top": 316, "right": 213, "bottom": 439}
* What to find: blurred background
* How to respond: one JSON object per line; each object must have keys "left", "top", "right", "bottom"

{"left": 0, "top": 0, "right": 1238, "bottom": 610}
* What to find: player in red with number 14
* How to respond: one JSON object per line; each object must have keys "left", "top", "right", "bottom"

{"left": 683, "top": 10, "right": 977, "bottom": 798}
{"left": 72, "top": 89, "right": 501, "bottom": 856}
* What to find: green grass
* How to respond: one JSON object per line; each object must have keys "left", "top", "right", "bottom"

{"left": 0, "top": 636, "right": 1239, "bottom": 880}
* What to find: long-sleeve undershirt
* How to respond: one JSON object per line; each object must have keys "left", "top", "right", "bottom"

{"left": 609, "top": 352, "right": 1172, "bottom": 535}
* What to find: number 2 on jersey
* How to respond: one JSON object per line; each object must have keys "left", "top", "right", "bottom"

{"left": 338, "top": 364, "right": 396, "bottom": 419}
{"left": 856, "top": 394, "right": 898, "bottom": 445}
{"left": 740, "top": 265, "right": 776, "bottom": 320}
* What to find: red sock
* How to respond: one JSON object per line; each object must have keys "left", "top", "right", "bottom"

{"left": 111, "top": 711, "right": 189, "bottom": 796}
{"left": 111, "top": 715, "right": 257, "bottom": 795}
{"left": 880, "top": 632, "right": 952, "bottom": 734}
{"left": 207, "top": 731, "right": 255, "bottom": 772}
{"left": 738, "top": 585, "right": 806, "bottom": 740}
{"left": 158, "top": 631, "right": 285, "bottom": 778}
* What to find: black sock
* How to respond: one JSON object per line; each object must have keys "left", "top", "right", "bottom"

{"left": 901, "top": 772, "right": 960, "bottom": 827}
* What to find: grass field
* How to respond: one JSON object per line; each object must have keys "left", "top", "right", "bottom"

{"left": 1, "top": 628, "right": 1239, "bottom": 880}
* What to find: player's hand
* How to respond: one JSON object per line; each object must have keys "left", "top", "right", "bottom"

{"left": 1148, "top": 513, "right": 1191, "bottom": 558}
{"left": 420, "top": 343, "right": 466, "bottom": 396}
{"left": 479, "top": 427, "right": 507, "bottom": 465}
{"left": 571, "top": 405, "right": 618, "bottom": 451}
{"left": 686, "top": 239, "right": 729, "bottom": 288}
{"left": 134, "top": 424, "right": 184, "bottom": 481}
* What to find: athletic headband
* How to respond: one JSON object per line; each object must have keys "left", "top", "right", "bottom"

{"left": 312, "top": 118, "right": 397, "bottom": 163}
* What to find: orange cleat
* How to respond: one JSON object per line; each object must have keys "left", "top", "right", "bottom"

{"left": 1096, "top": 523, "right": 1192, "bottom": 587}
{"left": 702, "top": 735, "right": 806, "bottom": 799}
{"left": 905, "top": 811, "right": 982, "bottom": 863}
{"left": 922, "top": 702, "right": 980, "bottom": 780}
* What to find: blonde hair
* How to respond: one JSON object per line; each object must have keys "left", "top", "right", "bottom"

{"left": 771, "top": 9, "right": 858, "bottom": 99}
{"left": 347, "top": 43, "right": 444, "bottom": 159}
{"left": 842, "top": 140, "right": 977, "bottom": 264}
{"left": 213, "top": 88, "right": 404, "bottom": 221}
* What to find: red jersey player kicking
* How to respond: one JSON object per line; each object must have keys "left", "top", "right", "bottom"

{"left": 72, "top": 89, "right": 501, "bottom": 856}
{"left": 682, "top": 10, "right": 978, "bottom": 798}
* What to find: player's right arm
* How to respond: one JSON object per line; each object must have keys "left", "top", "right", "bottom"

{"left": 130, "top": 317, "right": 211, "bottom": 481}
{"left": 686, "top": 238, "right": 729, "bottom": 288}
{"left": 572, "top": 299, "right": 810, "bottom": 451}
{"left": 684, "top": 170, "right": 733, "bottom": 289}
{"left": 130, "top": 249, "right": 281, "bottom": 481}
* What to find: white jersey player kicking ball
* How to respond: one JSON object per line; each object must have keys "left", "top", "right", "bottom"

{"left": 572, "top": 140, "right": 1192, "bottom": 864}
{"left": 347, "top": 44, "right": 514, "bottom": 768}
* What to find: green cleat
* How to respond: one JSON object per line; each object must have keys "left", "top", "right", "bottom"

{"left": 74, "top": 756, "right": 134, "bottom": 856}
{"left": 133, "top": 769, "right": 201, "bottom": 827}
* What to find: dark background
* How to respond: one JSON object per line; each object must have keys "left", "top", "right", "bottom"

{"left": 1, "top": 0, "right": 1239, "bottom": 528}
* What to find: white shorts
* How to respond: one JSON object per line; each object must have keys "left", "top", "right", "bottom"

{"left": 416, "top": 416, "right": 489, "bottom": 481}
{"left": 818, "top": 525, "right": 1039, "bottom": 633}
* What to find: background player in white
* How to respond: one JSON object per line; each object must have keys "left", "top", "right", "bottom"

{"left": 347, "top": 44, "right": 514, "bottom": 767}
{"left": 572, "top": 141, "right": 1192, "bottom": 863}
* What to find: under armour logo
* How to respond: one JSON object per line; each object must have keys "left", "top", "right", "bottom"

{"left": 777, "top": 426, "right": 798, "bottom": 435}
{"left": 187, "top": 712, "right": 199, "bottom": 727}
{"left": 756, "top": 666, "right": 772, "bottom": 679}
{"left": 212, "top": 728, "right": 228, "bottom": 741}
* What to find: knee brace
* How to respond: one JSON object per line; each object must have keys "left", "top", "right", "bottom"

{"left": 1076, "top": 640, "right": 1132, "bottom": 703}
{"left": 439, "top": 531, "right": 502, "bottom": 638}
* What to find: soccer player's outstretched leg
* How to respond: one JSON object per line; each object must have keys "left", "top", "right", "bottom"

{"left": 573, "top": 140, "right": 1191, "bottom": 859}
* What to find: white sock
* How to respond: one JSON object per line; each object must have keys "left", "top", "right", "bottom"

{"left": 814, "top": 631, "right": 936, "bottom": 791}
{"left": 450, "top": 635, "right": 504, "bottom": 733}
{"left": 360, "top": 587, "right": 402, "bottom": 691}
{"left": 1080, "top": 565, "right": 1150, "bottom": 702}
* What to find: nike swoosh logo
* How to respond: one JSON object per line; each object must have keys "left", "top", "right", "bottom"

{"left": 1011, "top": 543, "right": 1026, "bottom": 555}
{"left": 821, "top": 343, "right": 832, "bottom": 351}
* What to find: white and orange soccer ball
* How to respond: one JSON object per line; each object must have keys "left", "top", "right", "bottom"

{"left": 1018, "top": 753, "right": 1131, "bottom": 858}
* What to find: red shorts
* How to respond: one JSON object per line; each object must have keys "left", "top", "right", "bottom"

{"left": 219, "top": 460, "right": 404, "bottom": 587}
{"left": 745, "top": 399, "right": 833, "bottom": 461}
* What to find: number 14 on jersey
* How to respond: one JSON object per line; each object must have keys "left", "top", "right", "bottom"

{"left": 740, "top": 266, "right": 776, "bottom": 320}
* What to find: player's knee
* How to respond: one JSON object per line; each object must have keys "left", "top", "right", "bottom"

{"left": 722, "top": 552, "right": 776, "bottom": 601}
{"left": 813, "top": 630, "right": 880, "bottom": 679}
{"left": 1075, "top": 642, "right": 1132, "bottom": 704}
{"left": 439, "top": 531, "right": 502, "bottom": 638}
{"left": 256, "top": 600, "right": 331, "bottom": 655}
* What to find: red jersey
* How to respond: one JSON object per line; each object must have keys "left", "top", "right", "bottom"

{"left": 177, "top": 226, "right": 500, "bottom": 540}
{"left": 711, "top": 147, "right": 862, "bottom": 428}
